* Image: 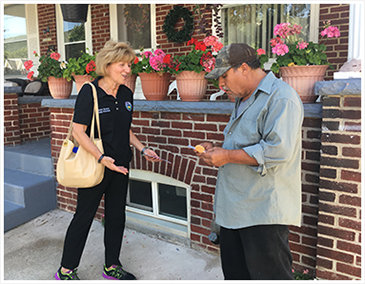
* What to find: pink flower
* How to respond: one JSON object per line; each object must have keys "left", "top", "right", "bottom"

{"left": 256, "top": 48, "right": 266, "bottom": 55}
{"left": 149, "top": 55, "right": 165, "bottom": 71}
{"left": 321, "top": 26, "right": 341, "bottom": 38}
{"left": 27, "top": 71, "right": 34, "bottom": 80}
{"left": 296, "top": 41, "right": 309, "bottom": 50}
{"left": 204, "top": 35, "right": 219, "bottom": 47}
{"left": 274, "top": 22, "right": 291, "bottom": 37}
{"left": 270, "top": 37, "right": 282, "bottom": 47}
{"left": 50, "top": 52, "right": 61, "bottom": 61}
{"left": 303, "top": 269, "right": 309, "bottom": 275}
{"left": 292, "top": 24, "right": 302, "bottom": 35}
{"left": 24, "top": 60, "right": 33, "bottom": 71}
{"left": 272, "top": 43, "right": 289, "bottom": 56}
{"left": 142, "top": 51, "right": 152, "bottom": 59}
{"left": 212, "top": 42, "right": 223, "bottom": 53}
{"left": 33, "top": 50, "right": 37, "bottom": 54}
{"left": 154, "top": 49, "right": 165, "bottom": 57}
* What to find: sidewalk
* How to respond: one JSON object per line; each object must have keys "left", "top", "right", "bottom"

{"left": 3, "top": 209, "right": 224, "bottom": 282}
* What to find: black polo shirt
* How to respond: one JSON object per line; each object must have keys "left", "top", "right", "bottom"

{"left": 73, "top": 77, "right": 133, "bottom": 167}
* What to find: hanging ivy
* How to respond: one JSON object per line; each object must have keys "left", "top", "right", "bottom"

{"left": 163, "top": 6, "right": 194, "bottom": 43}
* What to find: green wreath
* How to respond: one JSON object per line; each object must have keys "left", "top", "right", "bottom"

{"left": 163, "top": 6, "right": 194, "bottom": 43}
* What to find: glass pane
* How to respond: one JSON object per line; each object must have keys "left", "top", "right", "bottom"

{"left": 128, "top": 180, "right": 153, "bottom": 212}
{"left": 159, "top": 184, "right": 187, "bottom": 220}
{"left": 117, "top": 4, "right": 151, "bottom": 50}
{"left": 64, "top": 22, "right": 85, "bottom": 43}
{"left": 4, "top": 4, "right": 27, "bottom": 76}
{"left": 222, "top": 4, "right": 311, "bottom": 58}
{"left": 65, "top": 42, "right": 86, "bottom": 61}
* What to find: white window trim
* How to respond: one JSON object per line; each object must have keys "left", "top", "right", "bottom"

{"left": 127, "top": 169, "right": 191, "bottom": 238}
{"left": 55, "top": 4, "right": 93, "bottom": 61}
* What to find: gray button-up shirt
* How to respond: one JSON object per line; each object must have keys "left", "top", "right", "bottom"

{"left": 214, "top": 72, "right": 304, "bottom": 229}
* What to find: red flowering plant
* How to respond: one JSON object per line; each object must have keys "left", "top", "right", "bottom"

{"left": 62, "top": 49, "right": 98, "bottom": 80}
{"left": 132, "top": 48, "right": 177, "bottom": 75}
{"left": 25, "top": 51, "right": 71, "bottom": 82}
{"left": 169, "top": 35, "right": 224, "bottom": 75}
{"left": 258, "top": 20, "right": 341, "bottom": 73}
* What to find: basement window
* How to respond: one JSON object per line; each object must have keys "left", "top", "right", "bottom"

{"left": 126, "top": 170, "right": 190, "bottom": 238}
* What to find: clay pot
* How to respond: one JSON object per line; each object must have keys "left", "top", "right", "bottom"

{"left": 47, "top": 76, "right": 72, "bottom": 99}
{"left": 175, "top": 71, "right": 208, "bottom": 102}
{"left": 138, "top": 72, "right": 171, "bottom": 100}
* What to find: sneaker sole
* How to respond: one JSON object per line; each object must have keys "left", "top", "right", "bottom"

{"left": 55, "top": 272, "right": 61, "bottom": 280}
{"left": 102, "top": 272, "right": 118, "bottom": 280}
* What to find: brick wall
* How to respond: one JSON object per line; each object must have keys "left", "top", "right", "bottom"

{"left": 18, "top": 103, "right": 51, "bottom": 142}
{"left": 319, "top": 4, "right": 350, "bottom": 80}
{"left": 38, "top": 4, "right": 57, "bottom": 55}
{"left": 316, "top": 95, "right": 361, "bottom": 280}
{"left": 289, "top": 117, "right": 322, "bottom": 276}
{"left": 4, "top": 93, "right": 21, "bottom": 146}
{"left": 90, "top": 4, "right": 111, "bottom": 52}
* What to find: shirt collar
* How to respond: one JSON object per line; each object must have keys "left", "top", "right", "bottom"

{"left": 255, "top": 71, "right": 276, "bottom": 96}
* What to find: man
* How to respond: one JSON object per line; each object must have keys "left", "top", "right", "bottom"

{"left": 196, "top": 43, "right": 304, "bottom": 280}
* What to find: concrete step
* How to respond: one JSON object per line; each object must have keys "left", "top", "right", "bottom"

{"left": 4, "top": 138, "right": 53, "bottom": 176}
{"left": 4, "top": 139, "right": 57, "bottom": 232}
{"left": 4, "top": 168, "right": 57, "bottom": 232}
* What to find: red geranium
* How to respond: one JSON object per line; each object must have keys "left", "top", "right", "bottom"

{"left": 86, "top": 60, "right": 96, "bottom": 74}
{"left": 50, "top": 52, "right": 61, "bottom": 61}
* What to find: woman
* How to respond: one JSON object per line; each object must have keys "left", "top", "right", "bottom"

{"left": 55, "top": 40, "right": 160, "bottom": 280}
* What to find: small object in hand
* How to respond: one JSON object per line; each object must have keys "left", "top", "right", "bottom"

{"left": 72, "top": 147, "right": 78, "bottom": 153}
{"left": 195, "top": 145, "right": 205, "bottom": 153}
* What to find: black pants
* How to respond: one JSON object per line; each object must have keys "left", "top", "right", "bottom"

{"left": 60, "top": 168, "right": 129, "bottom": 269}
{"left": 220, "top": 225, "right": 294, "bottom": 280}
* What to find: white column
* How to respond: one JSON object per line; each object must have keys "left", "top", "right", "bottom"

{"left": 348, "top": 3, "right": 363, "bottom": 60}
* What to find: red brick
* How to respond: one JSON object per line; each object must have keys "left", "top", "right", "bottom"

{"left": 336, "top": 262, "right": 361, "bottom": 278}
{"left": 344, "top": 97, "right": 361, "bottom": 107}
{"left": 321, "top": 133, "right": 360, "bottom": 145}
{"left": 339, "top": 194, "right": 361, "bottom": 207}
{"left": 320, "top": 179, "right": 358, "bottom": 194}
{"left": 336, "top": 240, "right": 361, "bottom": 255}
{"left": 339, "top": 218, "right": 361, "bottom": 231}
{"left": 317, "top": 224, "right": 356, "bottom": 241}
{"left": 342, "top": 147, "right": 360, "bottom": 158}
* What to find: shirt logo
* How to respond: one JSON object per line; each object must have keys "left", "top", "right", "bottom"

{"left": 125, "top": 101, "right": 132, "bottom": 111}
{"left": 99, "top": 107, "right": 111, "bottom": 114}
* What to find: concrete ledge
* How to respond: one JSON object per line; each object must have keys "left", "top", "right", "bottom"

{"left": 4, "top": 86, "right": 22, "bottom": 93}
{"left": 315, "top": 78, "right": 361, "bottom": 96}
{"left": 18, "top": 95, "right": 52, "bottom": 104}
{"left": 42, "top": 98, "right": 321, "bottom": 118}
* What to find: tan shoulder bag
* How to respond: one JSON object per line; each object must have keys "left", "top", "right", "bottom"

{"left": 56, "top": 82, "right": 105, "bottom": 188}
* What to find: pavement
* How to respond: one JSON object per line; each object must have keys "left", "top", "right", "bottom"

{"left": 3, "top": 208, "right": 224, "bottom": 282}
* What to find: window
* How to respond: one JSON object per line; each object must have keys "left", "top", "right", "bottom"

{"left": 220, "top": 4, "right": 318, "bottom": 59}
{"left": 55, "top": 4, "right": 92, "bottom": 62}
{"left": 4, "top": 4, "right": 28, "bottom": 76}
{"left": 126, "top": 170, "right": 190, "bottom": 238}
{"left": 111, "top": 4, "right": 155, "bottom": 51}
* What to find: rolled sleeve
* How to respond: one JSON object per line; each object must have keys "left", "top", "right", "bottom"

{"left": 244, "top": 144, "right": 267, "bottom": 176}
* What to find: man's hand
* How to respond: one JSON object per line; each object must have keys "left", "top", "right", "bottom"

{"left": 198, "top": 147, "right": 229, "bottom": 167}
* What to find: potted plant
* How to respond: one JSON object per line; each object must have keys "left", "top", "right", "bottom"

{"left": 170, "top": 35, "right": 223, "bottom": 101}
{"left": 63, "top": 49, "right": 98, "bottom": 92}
{"left": 26, "top": 51, "right": 72, "bottom": 99}
{"left": 134, "top": 49, "right": 174, "bottom": 100}
{"left": 124, "top": 56, "right": 139, "bottom": 93}
{"left": 257, "top": 20, "right": 341, "bottom": 103}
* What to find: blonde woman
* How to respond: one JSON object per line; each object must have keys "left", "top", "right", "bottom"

{"left": 55, "top": 40, "right": 160, "bottom": 280}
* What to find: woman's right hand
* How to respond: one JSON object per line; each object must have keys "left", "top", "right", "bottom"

{"left": 101, "top": 156, "right": 128, "bottom": 175}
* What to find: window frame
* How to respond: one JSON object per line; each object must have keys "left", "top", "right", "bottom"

{"left": 55, "top": 4, "right": 93, "bottom": 62}
{"left": 127, "top": 169, "right": 191, "bottom": 238}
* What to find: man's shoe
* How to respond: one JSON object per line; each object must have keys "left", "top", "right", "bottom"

{"left": 102, "top": 264, "right": 136, "bottom": 280}
{"left": 55, "top": 267, "right": 80, "bottom": 280}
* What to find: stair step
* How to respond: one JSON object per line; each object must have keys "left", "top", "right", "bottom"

{"left": 4, "top": 138, "right": 53, "bottom": 176}
{"left": 4, "top": 168, "right": 57, "bottom": 232}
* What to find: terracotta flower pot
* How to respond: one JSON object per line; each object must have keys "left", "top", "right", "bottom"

{"left": 138, "top": 72, "right": 171, "bottom": 100}
{"left": 73, "top": 74, "right": 93, "bottom": 93}
{"left": 124, "top": 74, "right": 137, "bottom": 93}
{"left": 175, "top": 71, "right": 208, "bottom": 102}
{"left": 280, "top": 65, "right": 329, "bottom": 103}
{"left": 47, "top": 76, "right": 73, "bottom": 99}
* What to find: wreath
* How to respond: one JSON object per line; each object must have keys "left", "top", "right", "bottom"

{"left": 124, "top": 4, "right": 150, "bottom": 33}
{"left": 163, "top": 6, "right": 194, "bottom": 43}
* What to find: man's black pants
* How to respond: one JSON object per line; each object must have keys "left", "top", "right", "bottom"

{"left": 220, "top": 224, "right": 294, "bottom": 280}
{"left": 61, "top": 168, "right": 129, "bottom": 270}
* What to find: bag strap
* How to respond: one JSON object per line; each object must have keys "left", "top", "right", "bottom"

{"left": 66, "top": 81, "right": 102, "bottom": 141}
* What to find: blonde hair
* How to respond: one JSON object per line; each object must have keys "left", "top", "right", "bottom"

{"left": 95, "top": 40, "right": 135, "bottom": 77}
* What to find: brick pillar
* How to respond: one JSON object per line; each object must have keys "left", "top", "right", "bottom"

{"left": 4, "top": 93, "right": 21, "bottom": 146}
{"left": 316, "top": 81, "right": 361, "bottom": 280}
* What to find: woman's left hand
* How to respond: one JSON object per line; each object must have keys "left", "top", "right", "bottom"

{"left": 143, "top": 148, "right": 162, "bottom": 162}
